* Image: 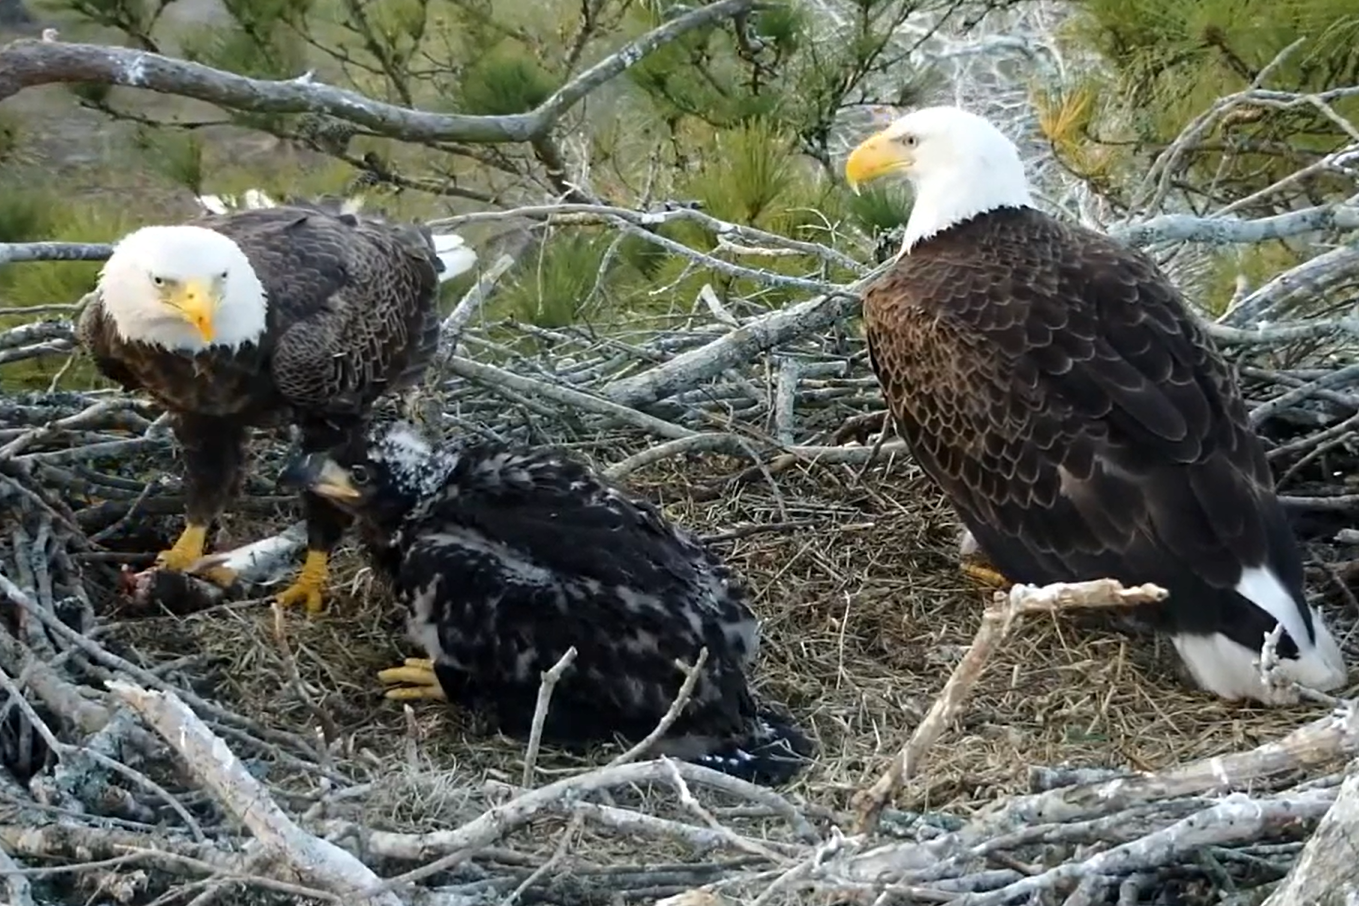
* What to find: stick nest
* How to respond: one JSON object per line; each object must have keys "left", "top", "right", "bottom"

{"left": 1, "top": 306, "right": 1358, "bottom": 906}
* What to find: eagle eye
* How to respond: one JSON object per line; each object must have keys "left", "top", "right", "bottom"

{"left": 898, "top": 134, "right": 918, "bottom": 148}
{"left": 151, "top": 275, "right": 165, "bottom": 287}
{"left": 350, "top": 465, "right": 371, "bottom": 485}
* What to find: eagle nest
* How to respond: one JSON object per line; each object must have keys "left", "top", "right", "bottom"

{"left": 1, "top": 286, "right": 1358, "bottom": 906}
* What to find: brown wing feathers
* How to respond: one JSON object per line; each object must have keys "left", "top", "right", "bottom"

{"left": 207, "top": 209, "right": 441, "bottom": 415}
{"left": 865, "top": 207, "right": 1307, "bottom": 652}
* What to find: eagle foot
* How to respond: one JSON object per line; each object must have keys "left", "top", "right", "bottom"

{"left": 155, "top": 523, "right": 209, "bottom": 572}
{"left": 275, "top": 550, "right": 330, "bottom": 615}
{"left": 961, "top": 561, "right": 1011, "bottom": 591}
{"left": 377, "top": 657, "right": 446, "bottom": 701}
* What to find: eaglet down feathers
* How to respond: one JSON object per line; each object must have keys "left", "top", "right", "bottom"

{"left": 843, "top": 105, "right": 1349, "bottom": 705}
{"left": 77, "top": 190, "right": 477, "bottom": 614}
{"left": 280, "top": 420, "right": 814, "bottom": 786}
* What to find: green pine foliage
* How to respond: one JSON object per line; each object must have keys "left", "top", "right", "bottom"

{"left": 5, "top": 0, "right": 947, "bottom": 364}
{"left": 1044, "top": 0, "right": 1359, "bottom": 312}
{"left": 1051, "top": 0, "right": 1359, "bottom": 209}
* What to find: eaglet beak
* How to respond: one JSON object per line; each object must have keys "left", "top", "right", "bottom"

{"left": 844, "top": 131, "right": 913, "bottom": 195}
{"left": 278, "top": 454, "right": 363, "bottom": 502}
{"left": 169, "top": 280, "right": 218, "bottom": 343}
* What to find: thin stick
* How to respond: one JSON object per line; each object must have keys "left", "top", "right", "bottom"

{"left": 606, "top": 648, "right": 710, "bottom": 768}
{"left": 852, "top": 579, "right": 1169, "bottom": 835}
{"left": 521, "top": 646, "right": 579, "bottom": 789}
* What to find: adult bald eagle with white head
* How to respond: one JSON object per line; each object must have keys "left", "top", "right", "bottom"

{"left": 843, "top": 105, "right": 1348, "bottom": 705}
{"left": 76, "top": 191, "right": 477, "bottom": 613}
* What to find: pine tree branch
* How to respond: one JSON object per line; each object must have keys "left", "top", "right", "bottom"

{"left": 0, "top": 241, "right": 112, "bottom": 268}
{"left": 0, "top": 0, "right": 763, "bottom": 143}
{"left": 1109, "top": 202, "right": 1359, "bottom": 248}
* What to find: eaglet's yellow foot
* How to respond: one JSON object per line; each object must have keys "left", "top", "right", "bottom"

{"left": 377, "top": 657, "right": 447, "bottom": 701}
{"left": 275, "top": 550, "right": 331, "bottom": 615}
{"left": 155, "top": 523, "right": 209, "bottom": 572}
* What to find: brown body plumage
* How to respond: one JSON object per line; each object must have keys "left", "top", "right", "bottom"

{"left": 79, "top": 205, "right": 442, "bottom": 421}
{"left": 844, "top": 106, "right": 1347, "bottom": 703}
{"left": 77, "top": 194, "right": 476, "bottom": 612}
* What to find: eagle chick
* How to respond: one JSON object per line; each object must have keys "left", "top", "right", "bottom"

{"left": 280, "top": 420, "right": 814, "bottom": 786}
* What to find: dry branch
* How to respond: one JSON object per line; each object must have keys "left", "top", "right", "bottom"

{"left": 852, "top": 579, "right": 1170, "bottom": 836}
{"left": 0, "top": 0, "right": 761, "bottom": 143}
{"left": 107, "top": 680, "right": 407, "bottom": 906}
{"left": 1263, "top": 764, "right": 1359, "bottom": 906}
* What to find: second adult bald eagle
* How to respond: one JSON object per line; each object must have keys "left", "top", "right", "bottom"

{"left": 843, "top": 106, "right": 1348, "bottom": 705}
{"left": 76, "top": 191, "right": 477, "bottom": 613}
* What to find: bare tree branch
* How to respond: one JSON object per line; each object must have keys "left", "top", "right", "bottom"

{"left": 1109, "top": 202, "right": 1359, "bottom": 247}
{"left": 0, "top": 0, "right": 762, "bottom": 144}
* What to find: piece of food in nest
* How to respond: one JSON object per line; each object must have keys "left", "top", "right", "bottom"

{"left": 74, "top": 187, "right": 477, "bottom": 617}
{"left": 279, "top": 418, "right": 815, "bottom": 787}
{"left": 845, "top": 105, "right": 1349, "bottom": 705}
{"left": 115, "top": 525, "right": 307, "bottom": 617}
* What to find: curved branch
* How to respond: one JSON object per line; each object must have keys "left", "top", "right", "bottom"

{"left": 0, "top": 0, "right": 761, "bottom": 144}
{"left": 1110, "top": 202, "right": 1359, "bottom": 248}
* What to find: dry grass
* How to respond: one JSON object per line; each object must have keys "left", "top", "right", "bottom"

{"left": 96, "top": 439, "right": 1359, "bottom": 846}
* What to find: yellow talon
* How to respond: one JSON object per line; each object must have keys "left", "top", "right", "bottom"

{"left": 377, "top": 657, "right": 446, "bottom": 701}
{"left": 156, "top": 523, "right": 209, "bottom": 572}
{"left": 962, "top": 560, "right": 1011, "bottom": 590}
{"left": 275, "top": 550, "right": 330, "bottom": 615}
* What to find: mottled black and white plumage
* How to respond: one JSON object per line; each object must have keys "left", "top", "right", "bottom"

{"left": 280, "top": 420, "right": 814, "bottom": 785}
{"left": 75, "top": 189, "right": 477, "bottom": 615}
{"left": 844, "top": 106, "right": 1349, "bottom": 704}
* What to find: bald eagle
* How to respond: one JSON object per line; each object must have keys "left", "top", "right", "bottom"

{"left": 843, "top": 106, "right": 1349, "bottom": 705}
{"left": 279, "top": 420, "right": 813, "bottom": 785}
{"left": 76, "top": 191, "right": 477, "bottom": 614}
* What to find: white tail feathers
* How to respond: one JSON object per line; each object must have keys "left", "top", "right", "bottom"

{"left": 1172, "top": 615, "right": 1347, "bottom": 706}
{"left": 430, "top": 232, "right": 478, "bottom": 282}
{"left": 1172, "top": 563, "right": 1348, "bottom": 705}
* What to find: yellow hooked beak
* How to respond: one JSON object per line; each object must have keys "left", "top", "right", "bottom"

{"left": 167, "top": 279, "right": 218, "bottom": 343}
{"left": 844, "top": 130, "right": 913, "bottom": 195}
{"left": 309, "top": 459, "right": 363, "bottom": 502}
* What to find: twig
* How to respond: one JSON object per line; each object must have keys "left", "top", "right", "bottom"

{"left": 1262, "top": 763, "right": 1359, "bottom": 905}
{"left": 852, "top": 579, "right": 1170, "bottom": 836}
{"left": 0, "top": 844, "right": 35, "bottom": 906}
{"left": 521, "top": 646, "right": 578, "bottom": 789}
{"left": 605, "top": 648, "right": 709, "bottom": 768}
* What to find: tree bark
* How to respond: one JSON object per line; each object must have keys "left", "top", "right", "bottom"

{"left": 1263, "top": 764, "right": 1359, "bottom": 906}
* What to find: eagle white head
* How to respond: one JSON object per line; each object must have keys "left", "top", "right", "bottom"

{"left": 844, "top": 105, "right": 1034, "bottom": 255}
{"left": 97, "top": 225, "right": 269, "bottom": 353}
